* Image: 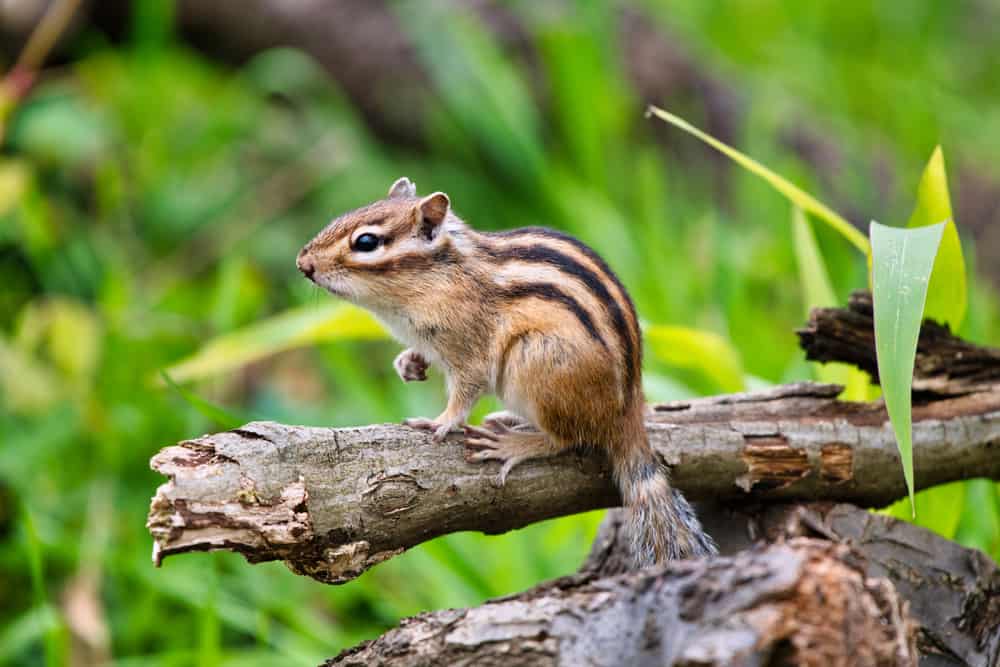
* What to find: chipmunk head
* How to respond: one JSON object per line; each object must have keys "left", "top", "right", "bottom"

{"left": 297, "top": 177, "right": 462, "bottom": 310}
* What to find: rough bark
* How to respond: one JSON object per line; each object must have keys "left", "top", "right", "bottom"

{"left": 799, "top": 290, "right": 1000, "bottom": 396}
{"left": 146, "top": 381, "right": 1000, "bottom": 584}
{"left": 327, "top": 537, "right": 917, "bottom": 667}
{"left": 583, "top": 504, "right": 1000, "bottom": 666}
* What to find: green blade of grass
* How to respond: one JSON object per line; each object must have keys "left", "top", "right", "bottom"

{"left": 870, "top": 220, "right": 945, "bottom": 514}
{"left": 160, "top": 371, "right": 245, "bottom": 429}
{"left": 647, "top": 105, "right": 870, "bottom": 255}
{"left": 791, "top": 206, "right": 838, "bottom": 308}
{"left": 953, "top": 480, "right": 1000, "bottom": 559}
{"left": 21, "top": 507, "right": 65, "bottom": 666}
{"left": 907, "top": 146, "right": 966, "bottom": 330}
{"left": 0, "top": 159, "right": 30, "bottom": 216}
{"left": 645, "top": 323, "right": 745, "bottom": 393}
{"left": 161, "top": 302, "right": 387, "bottom": 384}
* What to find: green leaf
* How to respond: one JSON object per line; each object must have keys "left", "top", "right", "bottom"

{"left": 792, "top": 206, "right": 837, "bottom": 308}
{"left": 792, "top": 207, "right": 870, "bottom": 400}
{"left": 162, "top": 302, "right": 387, "bottom": 383}
{"left": 647, "top": 105, "right": 870, "bottom": 255}
{"left": 0, "top": 605, "right": 61, "bottom": 666}
{"left": 645, "top": 324, "right": 745, "bottom": 393}
{"left": 0, "top": 337, "right": 60, "bottom": 414}
{"left": 870, "top": 221, "right": 945, "bottom": 514}
{"left": 7, "top": 91, "right": 109, "bottom": 168}
{"left": 907, "top": 146, "right": 966, "bottom": 329}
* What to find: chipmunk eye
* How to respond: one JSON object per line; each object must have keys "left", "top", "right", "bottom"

{"left": 353, "top": 233, "right": 380, "bottom": 252}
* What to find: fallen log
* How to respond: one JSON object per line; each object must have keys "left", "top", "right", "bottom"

{"left": 585, "top": 504, "right": 1000, "bottom": 666}
{"left": 327, "top": 537, "right": 917, "bottom": 667}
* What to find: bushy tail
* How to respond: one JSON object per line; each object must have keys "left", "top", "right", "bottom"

{"left": 613, "top": 453, "right": 717, "bottom": 567}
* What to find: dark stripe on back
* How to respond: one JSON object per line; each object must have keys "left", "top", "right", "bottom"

{"left": 486, "top": 227, "right": 641, "bottom": 396}
{"left": 498, "top": 283, "right": 608, "bottom": 351}
{"left": 479, "top": 241, "right": 637, "bottom": 398}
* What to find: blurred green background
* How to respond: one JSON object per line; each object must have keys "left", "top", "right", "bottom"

{"left": 2, "top": 1, "right": 999, "bottom": 664}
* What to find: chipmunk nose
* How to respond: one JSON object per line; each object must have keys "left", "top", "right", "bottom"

{"left": 297, "top": 251, "right": 316, "bottom": 280}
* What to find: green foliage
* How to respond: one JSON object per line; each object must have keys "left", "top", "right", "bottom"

{"left": 163, "top": 303, "right": 386, "bottom": 384}
{"left": 645, "top": 324, "right": 745, "bottom": 393}
{"left": 2, "top": 3, "right": 999, "bottom": 665}
{"left": 906, "top": 147, "right": 966, "bottom": 329}
{"left": 870, "top": 221, "right": 945, "bottom": 510}
{"left": 160, "top": 372, "right": 245, "bottom": 430}
{"left": 650, "top": 105, "right": 970, "bottom": 509}
{"left": 791, "top": 207, "right": 870, "bottom": 400}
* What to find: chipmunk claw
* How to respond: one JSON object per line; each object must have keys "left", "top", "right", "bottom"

{"left": 403, "top": 416, "right": 436, "bottom": 432}
{"left": 463, "top": 424, "right": 502, "bottom": 445}
{"left": 402, "top": 417, "right": 443, "bottom": 442}
{"left": 481, "top": 410, "right": 531, "bottom": 431}
{"left": 463, "top": 429, "right": 534, "bottom": 487}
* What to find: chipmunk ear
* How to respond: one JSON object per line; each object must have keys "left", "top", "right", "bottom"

{"left": 388, "top": 177, "right": 416, "bottom": 199}
{"left": 418, "top": 192, "right": 450, "bottom": 239}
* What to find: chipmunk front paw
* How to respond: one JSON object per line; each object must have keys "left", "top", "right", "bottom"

{"left": 394, "top": 349, "right": 429, "bottom": 382}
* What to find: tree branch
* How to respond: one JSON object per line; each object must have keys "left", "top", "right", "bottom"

{"left": 799, "top": 290, "right": 1000, "bottom": 395}
{"left": 147, "top": 380, "right": 1000, "bottom": 584}
{"left": 142, "top": 296, "right": 1000, "bottom": 663}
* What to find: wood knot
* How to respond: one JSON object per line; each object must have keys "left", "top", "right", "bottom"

{"left": 362, "top": 472, "right": 423, "bottom": 516}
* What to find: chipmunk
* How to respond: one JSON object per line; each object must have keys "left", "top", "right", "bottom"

{"left": 296, "top": 177, "right": 717, "bottom": 565}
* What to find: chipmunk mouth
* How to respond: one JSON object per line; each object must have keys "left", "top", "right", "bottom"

{"left": 315, "top": 274, "right": 357, "bottom": 302}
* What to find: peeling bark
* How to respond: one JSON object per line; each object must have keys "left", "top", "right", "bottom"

{"left": 326, "top": 538, "right": 916, "bottom": 667}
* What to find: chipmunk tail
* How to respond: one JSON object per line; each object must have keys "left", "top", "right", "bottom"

{"left": 613, "top": 450, "right": 717, "bottom": 567}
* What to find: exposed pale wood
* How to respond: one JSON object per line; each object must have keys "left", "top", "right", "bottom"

{"left": 147, "top": 382, "right": 1000, "bottom": 584}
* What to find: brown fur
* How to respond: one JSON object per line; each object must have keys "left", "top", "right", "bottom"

{"left": 297, "top": 177, "right": 716, "bottom": 565}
